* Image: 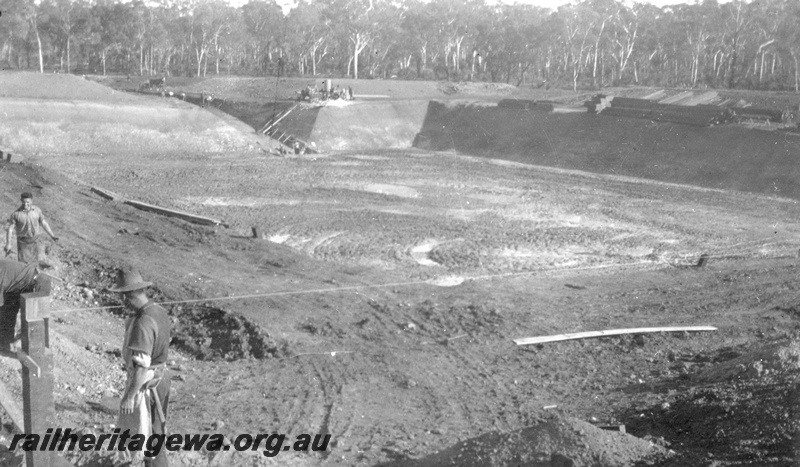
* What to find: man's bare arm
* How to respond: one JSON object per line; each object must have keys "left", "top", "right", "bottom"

{"left": 120, "top": 365, "right": 150, "bottom": 414}
{"left": 4, "top": 223, "right": 13, "bottom": 253}
{"left": 40, "top": 218, "right": 58, "bottom": 241}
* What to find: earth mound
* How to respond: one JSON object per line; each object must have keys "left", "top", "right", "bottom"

{"left": 0, "top": 70, "right": 142, "bottom": 103}
{"left": 392, "top": 413, "right": 669, "bottom": 467}
{"left": 0, "top": 72, "right": 267, "bottom": 157}
{"left": 171, "top": 304, "right": 286, "bottom": 361}
{"left": 693, "top": 338, "right": 800, "bottom": 383}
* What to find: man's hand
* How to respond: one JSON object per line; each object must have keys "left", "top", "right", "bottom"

{"left": 120, "top": 396, "right": 135, "bottom": 415}
{"left": 3, "top": 245, "right": 10, "bottom": 255}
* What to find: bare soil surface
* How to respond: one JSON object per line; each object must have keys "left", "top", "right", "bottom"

{"left": 0, "top": 73, "right": 799, "bottom": 466}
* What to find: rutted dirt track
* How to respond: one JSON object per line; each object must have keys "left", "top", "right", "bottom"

{"left": 1, "top": 72, "right": 800, "bottom": 466}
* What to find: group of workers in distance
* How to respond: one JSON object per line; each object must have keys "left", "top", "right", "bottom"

{"left": 298, "top": 81, "right": 354, "bottom": 102}
{"left": 0, "top": 191, "right": 171, "bottom": 466}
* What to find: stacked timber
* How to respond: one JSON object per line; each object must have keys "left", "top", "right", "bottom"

{"left": 531, "top": 101, "right": 556, "bottom": 112}
{"left": 601, "top": 106, "right": 649, "bottom": 119}
{"left": 730, "top": 106, "right": 784, "bottom": 123}
{"left": 497, "top": 99, "right": 556, "bottom": 112}
{"left": 498, "top": 99, "right": 534, "bottom": 110}
{"left": 599, "top": 96, "right": 731, "bottom": 126}
{"left": 641, "top": 90, "right": 666, "bottom": 100}
{"left": 647, "top": 104, "right": 730, "bottom": 126}
{"left": 606, "top": 97, "right": 657, "bottom": 110}
{"left": 658, "top": 91, "right": 695, "bottom": 105}
{"left": 677, "top": 91, "right": 719, "bottom": 106}
{"left": 584, "top": 94, "right": 613, "bottom": 114}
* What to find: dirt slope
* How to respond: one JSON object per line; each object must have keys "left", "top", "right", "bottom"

{"left": 0, "top": 71, "right": 142, "bottom": 102}
{"left": 309, "top": 100, "right": 430, "bottom": 151}
{"left": 0, "top": 72, "right": 271, "bottom": 158}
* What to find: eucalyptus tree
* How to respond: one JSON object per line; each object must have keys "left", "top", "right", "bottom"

{"left": 24, "top": 1, "right": 49, "bottom": 72}
{"left": 608, "top": 1, "right": 640, "bottom": 84}
{"left": 632, "top": 3, "right": 667, "bottom": 86}
{"left": 748, "top": 0, "right": 780, "bottom": 86}
{"left": 286, "top": 1, "right": 327, "bottom": 76}
{"left": 426, "top": 0, "right": 478, "bottom": 80}
{"left": 365, "top": 0, "right": 403, "bottom": 78}
{"left": 90, "top": 0, "right": 133, "bottom": 74}
{"left": 722, "top": 0, "right": 750, "bottom": 87}
{"left": 217, "top": 9, "right": 248, "bottom": 74}
{"left": 471, "top": 4, "right": 547, "bottom": 85}
{"left": 552, "top": 3, "right": 594, "bottom": 90}
{"left": 584, "top": 0, "right": 615, "bottom": 88}
{"left": 49, "top": 0, "right": 91, "bottom": 73}
{"left": 241, "top": 0, "right": 284, "bottom": 74}
{"left": 142, "top": 1, "right": 174, "bottom": 75}
{"left": 188, "top": 0, "right": 233, "bottom": 77}
{"left": 0, "top": 0, "right": 32, "bottom": 70}
{"left": 776, "top": 0, "right": 800, "bottom": 91}
{"left": 399, "top": 0, "right": 439, "bottom": 79}
{"left": 319, "top": 0, "right": 387, "bottom": 79}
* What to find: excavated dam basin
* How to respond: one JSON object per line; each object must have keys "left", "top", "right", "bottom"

{"left": 3, "top": 72, "right": 800, "bottom": 466}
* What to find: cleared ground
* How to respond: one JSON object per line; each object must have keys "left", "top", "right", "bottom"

{"left": 0, "top": 72, "right": 799, "bottom": 466}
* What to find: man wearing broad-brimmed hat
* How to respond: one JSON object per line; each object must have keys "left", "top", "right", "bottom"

{"left": 0, "top": 258, "right": 51, "bottom": 354}
{"left": 109, "top": 267, "right": 171, "bottom": 467}
{"left": 4, "top": 192, "right": 59, "bottom": 264}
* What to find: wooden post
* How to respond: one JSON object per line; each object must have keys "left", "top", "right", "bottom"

{"left": 19, "top": 291, "right": 72, "bottom": 467}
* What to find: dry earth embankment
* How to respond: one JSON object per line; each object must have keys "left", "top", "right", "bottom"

{"left": 0, "top": 72, "right": 267, "bottom": 157}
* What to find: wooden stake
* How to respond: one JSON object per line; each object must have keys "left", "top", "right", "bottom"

{"left": 19, "top": 292, "right": 74, "bottom": 466}
{"left": 514, "top": 326, "right": 717, "bottom": 346}
{"left": 20, "top": 292, "right": 55, "bottom": 466}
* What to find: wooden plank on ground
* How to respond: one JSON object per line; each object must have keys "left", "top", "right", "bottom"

{"left": 123, "top": 199, "right": 227, "bottom": 227}
{"left": 659, "top": 91, "right": 694, "bottom": 105}
{"left": 641, "top": 90, "right": 666, "bottom": 100}
{"left": 678, "top": 91, "right": 718, "bottom": 106}
{"left": 90, "top": 186, "right": 122, "bottom": 201}
{"left": 514, "top": 326, "right": 717, "bottom": 346}
{"left": 0, "top": 379, "right": 25, "bottom": 433}
{"left": 552, "top": 106, "right": 587, "bottom": 113}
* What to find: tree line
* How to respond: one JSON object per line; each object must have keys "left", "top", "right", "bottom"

{"left": 1, "top": 0, "right": 800, "bottom": 91}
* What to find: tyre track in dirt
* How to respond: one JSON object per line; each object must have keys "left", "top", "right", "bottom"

{"left": 352, "top": 296, "right": 529, "bottom": 440}
{"left": 253, "top": 357, "right": 346, "bottom": 444}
